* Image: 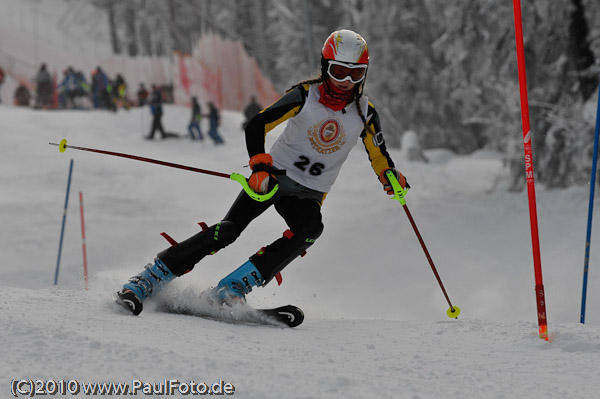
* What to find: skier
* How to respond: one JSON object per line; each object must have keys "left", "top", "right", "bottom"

{"left": 188, "top": 96, "right": 203, "bottom": 140}
{"left": 206, "top": 102, "right": 225, "bottom": 144}
{"left": 145, "top": 85, "right": 166, "bottom": 140}
{"left": 117, "top": 29, "right": 408, "bottom": 315}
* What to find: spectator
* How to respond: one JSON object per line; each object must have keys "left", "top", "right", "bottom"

{"left": 242, "top": 95, "right": 263, "bottom": 130}
{"left": 73, "top": 70, "right": 90, "bottom": 108}
{"left": 35, "top": 63, "right": 53, "bottom": 109}
{"left": 146, "top": 85, "right": 166, "bottom": 140}
{"left": 14, "top": 82, "right": 31, "bottom": 106}
{"left": 188, "top": 96, "right": 203, "bottom": 140}
{"left": 106, "top": 77, "right": 117, "bottom": 112}
{"left": 113, "top": 73, "right": 129, "bottom": 110}
{"left": 92, "top": 66, "right": 110, "bottom": 109}
{"left": 58, "top": 67, "right": 77, "bottom": 109}
{"left": 90, "top": 69, "right": 99, "bottom": 108}
{"left": 137, "top": 83, "right": 149, "bottom": 107}
{"left": 207, "top": 102, "right": 224, "bottom": 145}
{"left": 0, "top": 66, "right": 4, "bottom": 104}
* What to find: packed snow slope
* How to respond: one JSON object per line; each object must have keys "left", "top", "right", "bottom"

{"left": 2, "top": 104, "right": 600, "bottom": 398}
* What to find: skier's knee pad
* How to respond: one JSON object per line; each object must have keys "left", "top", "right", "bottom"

{"left": 287, "top": 215, "right": 324, "bottom": 246}
{"left": 158, "top": 220, "right": 242, "bottom": 276}
{"left": 211, "top": 220, "right": 242, "bottom": 247}
{"left": 300, "top": 220, "right": 324, "bottom": 242}
{"left": 251, "top": 223, "right": 324, "bottom": 284}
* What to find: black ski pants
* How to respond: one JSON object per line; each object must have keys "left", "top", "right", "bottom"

{"left": 158, "top": 175, "right": 324, "bottom": 284}
{"left": 148, "top": 112, "right": 166, "bottom": 139}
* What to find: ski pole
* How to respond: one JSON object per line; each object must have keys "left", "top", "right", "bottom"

{"left": 386, "top": 170, "right": 461, "bottom": 319}
{"left": 49, "top": 139, "right": 278, "bottom": 202}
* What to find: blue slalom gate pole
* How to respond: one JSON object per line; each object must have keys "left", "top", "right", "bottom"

{"left": 54, "top": 159, "right": 74, "bottom": 285}
{"left": 581, "top": 81, "right": 600, "bottom": 324}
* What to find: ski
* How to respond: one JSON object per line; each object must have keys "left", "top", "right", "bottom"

{"left": 114, "top": 290, "right": 143, "bottom": 315}
{"left": 115, "top": 290, "right": 304, "bottom": 328}
{"left": 164, "top": 303, "right": 305, "bottom": 328}
{"left": 255, "top": 305, "right": 305, "bottom": 328}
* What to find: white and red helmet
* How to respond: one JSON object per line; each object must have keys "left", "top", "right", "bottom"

{"left": 321, "top": 30, "right": 369, "bottom": 84}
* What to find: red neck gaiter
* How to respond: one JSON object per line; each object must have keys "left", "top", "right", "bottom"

{"left": 318, "top": 79, "right": 354, "bottom": 111}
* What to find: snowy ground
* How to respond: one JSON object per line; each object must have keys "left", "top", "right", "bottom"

{"left": 2, "top": 104, "right": 600, "bottom": 398}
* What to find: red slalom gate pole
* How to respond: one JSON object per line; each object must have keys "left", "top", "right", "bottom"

{"left": 512, "top": 0, "right": 549, "bottom": 341}
{"left": 79, "top": 191, "right": 88, "bottom": 290}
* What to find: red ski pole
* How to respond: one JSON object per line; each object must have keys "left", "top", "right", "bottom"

{"left": 386, "top": 170, "right": 460, "bottom": 319}
{"left": 50, "top": 139, "right": 278, "bottom": 202}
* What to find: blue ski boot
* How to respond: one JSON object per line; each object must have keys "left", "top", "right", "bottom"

{"left": 116, "top": 258, "right": 175, "bottom": 315}
{"left": 212, "top": 260, "right": 264, "bottom": 305}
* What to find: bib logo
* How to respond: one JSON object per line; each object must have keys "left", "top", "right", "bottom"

{"left": 308, "top": 119, "right": 346, "bottom": 154}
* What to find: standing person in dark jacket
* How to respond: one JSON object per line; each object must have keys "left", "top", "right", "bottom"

{"left": 242, "top": 95, "right": 263, "bottom": 130}
{"left": 207, "top": 101, "right": 224, "bottom": 144}
{"left": 146, "top": 85, "right": 166, "bottom": 140}
{"left": 188, "top": 96, "right": 203, "bottom": 140}
{"left": 58, "top": 67, "right": 76, "bottom": 109}
{"left": 92, "top": 67, "right": 110, "bottom": 110}
{"left": 137, "top": 83, "right": 149, "bottom": 107}
{"left": 35, "top": 63, "right": 53, "bottom": 109}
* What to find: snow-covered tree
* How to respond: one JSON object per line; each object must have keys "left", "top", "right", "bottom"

{"left": 93, "top": 0, "right": 600, "bottom": 189}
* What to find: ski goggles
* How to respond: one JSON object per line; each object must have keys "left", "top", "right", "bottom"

{"left": 326, "top": 60, "right": 368, "bottom": 84}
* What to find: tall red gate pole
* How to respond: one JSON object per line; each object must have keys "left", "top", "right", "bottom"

{"left": 512, "top": 0, "right": 549, "bottom": 341}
